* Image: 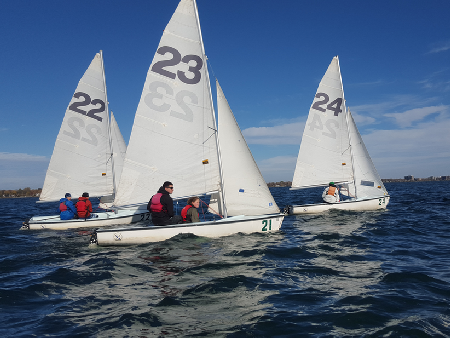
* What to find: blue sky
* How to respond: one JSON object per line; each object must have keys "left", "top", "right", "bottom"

{"left": 1, "top": 0, "right": 449, "bottom": 189}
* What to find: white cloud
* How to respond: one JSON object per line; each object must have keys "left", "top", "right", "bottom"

{"left": 248, "top": 104, "right": 450, "bottom": 181}
{"left": 428, "top": 40, "right": 450, "bottom": 54}
{"left": 350, "top": 111, "right": 376, "bottom": 126}
{"left": 0, "top": 152, "right": 48, "bottom": 161}
{"left": 360, "top": 118, "right": 450, "bottom": 178}
{"left": 257, "top": 156, "right": 297, "bottom": 182}
{"left": 384, "top": 105, "right": 448, "bottom": 128}
{"left": 0, "top": 152, "right": 49, "bottom": 189}
{"left": 242, "top": 121, "right": 305, "bottom": 145}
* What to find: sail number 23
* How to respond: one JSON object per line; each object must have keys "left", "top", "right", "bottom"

{"left": 262, "top": 219, "right": 272, "bottom": 231}
{"left": 151, "top": 46, "right": 203, "bottom": 85}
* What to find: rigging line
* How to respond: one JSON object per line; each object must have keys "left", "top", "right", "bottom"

{"left": 200, "top": 198, "right": 223, "bottom": 218}
{"left": 206, "top": 56, "right": 217, "bottom": 80}
{"left": 341, "top": 145, "right": 351, "bottom": 155}
{"left": 202, "top": 128, "right": 217, "bottom": 145}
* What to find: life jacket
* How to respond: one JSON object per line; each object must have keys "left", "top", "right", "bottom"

{"left": 150, "top": 193, "right": 164, "bottom": 213}
{"left": 327, "top": 186, "right": 337, "bottom": 196}
{"left": 76, "top": 198, "right": 91, "bottom": 218}
{"left": 59, "top": 201, "right": 67, "bottom": 212}
{"left": 181, "top": 205, "right": 193, "bottom": 223}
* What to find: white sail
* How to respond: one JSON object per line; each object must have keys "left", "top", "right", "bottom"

{"left": 110, "top": 111, "right": 127, "bottom": 185}
{"left": 347, "top": 109, "right": 388, "bottom": 198}
{"left": 40, "top": 52, "right": 113, "bottom": 202}
{"left": 292, "top": 56, "right": 353, "bottom": 189}
{"left": 114, "top": 0, "right": 220, "bottom": 207}
{"left": 216, "top": 80, "right": 279, "bottom": 216}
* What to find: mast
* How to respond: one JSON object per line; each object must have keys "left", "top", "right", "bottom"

{"left": 336, "top": 56, "right": 357, "bottom": 198}
{"left": 99, "top": 50, "right": 117, "bottom": 198}
{"left": 192, "top": 0, "right": 228, "bottom": 218}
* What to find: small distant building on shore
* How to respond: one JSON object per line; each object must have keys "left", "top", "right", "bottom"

{"left": 441, "top": 176, "right": 450, "bottom": 180}
{"left": 404, "top": 175, "right": 414, "bottom": 180}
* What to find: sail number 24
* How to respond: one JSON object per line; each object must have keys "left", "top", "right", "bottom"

{"left": 262, "top": 219, "right": 272, "bottom": 231}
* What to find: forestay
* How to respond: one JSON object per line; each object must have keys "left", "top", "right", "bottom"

{"left": 216, "top": 81, "right": 279, "bottom": 216}
{"left": 114, "top": 0, "right": 220, "bottom": 207}
{"left": 40, "top": 53, "right": 114, "bottom": 202}
{"left": 292, "top": 56, "right": 353, "bottom": 189}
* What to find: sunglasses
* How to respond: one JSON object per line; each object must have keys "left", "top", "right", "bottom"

{"left": 167, "top": 186, "right": 174, "bottom": 189}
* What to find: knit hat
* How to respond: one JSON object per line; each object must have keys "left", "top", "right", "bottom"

{"left": 82, "top": 192, "right": 89, "bottom": 197}
{"left": 65, "top": 193, "right": 71, "bottom": 198}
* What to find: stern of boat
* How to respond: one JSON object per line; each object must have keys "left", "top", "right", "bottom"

{"left": 20, "top": 218, "right": 30, "bottom": 230}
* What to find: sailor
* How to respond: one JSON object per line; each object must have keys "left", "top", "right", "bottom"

{"left": 147, "top": 181, "right": 182, "bottom": 225}
{"left": 181, "top": 197, "right": 200, "bottom": 223}
{"left": 76, "top": 192, "right": 93, "bottom": 219}
{"left": 322, "top": 182, "right": 340, "bottom": 203}
{"left": 58, "top": 193, "right": 78, "bottom": 220}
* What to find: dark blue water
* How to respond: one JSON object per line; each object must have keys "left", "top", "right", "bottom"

{"left": 1, "top": 182, "right": 450, "bottom": 337}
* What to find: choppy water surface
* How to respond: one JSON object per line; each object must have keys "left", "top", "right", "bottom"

{"left": 1, "top": 181, "right": 450, "bottom": 337}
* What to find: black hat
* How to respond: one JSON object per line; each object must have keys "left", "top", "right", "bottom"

{"left": 82, "top": 192, "right": 89, "bottom": 197}
{"left": 65, "top": 193, "right": 71, "bottom": 198}
{"left": 163, "top": 181, "right": 173, "bottom": 188}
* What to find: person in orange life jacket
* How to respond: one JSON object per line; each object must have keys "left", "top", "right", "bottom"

{"left": 57, "top": 193, "right": 78, "bottom": 220}
{"left": 147, "top": 181, "right": 182, "bottom": 225}
{"left": 76, "top": 192, "right": 93, "bottom": 219}
{"left": 181, "top": 197, "right": 200, "bottom": 223}
{"left": 322, "top": 182, "right": 340, "bottom": 203}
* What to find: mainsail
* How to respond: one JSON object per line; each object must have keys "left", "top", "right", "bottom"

{"left": 292, "top": 56, "right": 353, "bottom": 189}
{"left": 114, "top": 0, "right": 220, "bottom": 207}
{"left": 40, "top": 52, "right": 115, "bottom": 202}
{"left": 216, "top": 80, "right": 279, "bottom": 216}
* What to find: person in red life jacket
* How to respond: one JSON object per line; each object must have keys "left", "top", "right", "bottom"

{"left": 147, "top": 181, "right": 182, "bottom": 225}
{"left": 76, "top": 192, "right": 93, "bottom": 219}
{"left": 322, "top": 182, "right": 340, "bottom": 203}
{"left": 181, "top": 197, "right": 200, "bottom": 223}
{"left": 57, "top": 193, "right": 78, "bottom": 220}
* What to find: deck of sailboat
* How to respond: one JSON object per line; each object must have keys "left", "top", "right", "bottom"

{"left": 22, "top": 209, "right": 149, "bottom": 230}
{"left": 91, "top": 213, "right": 285, "bottom": 246}
{"left": 288, "top": 195, "right": 390, "bottom": 214}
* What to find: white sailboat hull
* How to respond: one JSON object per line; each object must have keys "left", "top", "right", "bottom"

{"left": 288, "top": 196, "right": 390, "bottom": 214}
{"left": 90, "top": 214, "right": 285, "bottom": 246}
{"left": 21, "top": 209, "right": 150, "bottom": 230}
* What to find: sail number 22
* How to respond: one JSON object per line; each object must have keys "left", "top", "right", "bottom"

{"left": 262, "top": 219, "right": 272, "bottom": 231}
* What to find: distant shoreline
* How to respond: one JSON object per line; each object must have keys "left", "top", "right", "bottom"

{"left": 267, "top": 178, "right": 450, "bottom": 188}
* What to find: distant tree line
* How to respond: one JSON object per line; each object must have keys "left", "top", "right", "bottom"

{"left": 267, "top": 181, "right": 292, "bottom": 187}
{"left": 1, "top": 188, "right": 42, "bottom": 198}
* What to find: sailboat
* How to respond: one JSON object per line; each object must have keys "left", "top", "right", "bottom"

{"left": 22, "top": 52, "right": 149, "bottom": 230}
{"left": 287, "top": 56, "right": 390, "bottom": 214}
{"left": 90, "top": 0, "right": 284, "bottom": 246}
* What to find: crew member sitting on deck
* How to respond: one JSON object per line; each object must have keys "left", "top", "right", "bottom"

{"left": 147, "top": 181, "right": 182, "bottom": 225}
{"left": 58, "top": 193, "right": 77, "bottom": 220}
{"left": 322, "top": 182, "right": 340, "bottom": 203}
{"left": 181, "top": 197, "right": 200, "bottom": 223}
{"left": 76, "top": 192, "right": 93, "bottom": 219}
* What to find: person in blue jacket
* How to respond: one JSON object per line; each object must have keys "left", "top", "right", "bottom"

{"left": 57, "top": 193, "right": 78, "bottom": 220}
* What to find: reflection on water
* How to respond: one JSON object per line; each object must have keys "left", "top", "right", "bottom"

{"left": 42, "top": 233, "right": 282, "bottom": 337}
{"left": 291, "top": 211, "right": 384, "bottom": 299}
